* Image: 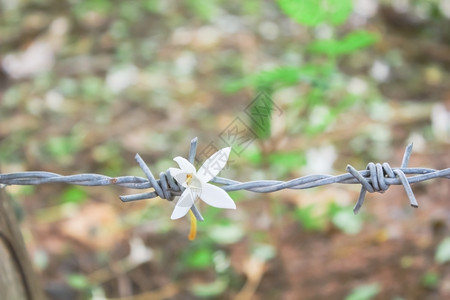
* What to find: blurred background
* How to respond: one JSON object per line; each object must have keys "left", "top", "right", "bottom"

{"left": 1, "top": 0, "right": 450, "bottom": 299}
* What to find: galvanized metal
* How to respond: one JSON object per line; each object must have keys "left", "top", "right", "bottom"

{"left": 1, "top": 138, "right": 449, "bottom": 220}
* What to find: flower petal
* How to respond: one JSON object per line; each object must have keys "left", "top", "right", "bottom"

{"left": 185, "top": 172, "right": 199, "bottom": 188}
{"left": 171, "top": 189, "right": 195, "bottom": 219}
{"left": 173, "top": 156, "right": 196, "bottom": 174}
{"left": 169, "top": 168, "right": 189, "bottom": 186}
{"left": 200, "top": 182, "right": 236, "bottom": 209}
{"left": 168, "top": 167, "right": 183, "bottom": 177}
{"left": 197, "top": 147, "right": 231, "bottom": 182}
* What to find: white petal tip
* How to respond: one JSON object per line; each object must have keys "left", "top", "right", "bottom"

{"left": 228, "top": 203, "right": 237, "bottom": 209}
{"left": 173, "top": 156, "right": 196, "bottom": 173}
{"left": 222, "top": 200, "right": 236, "bottom": 210}
{"left": 218, "top": 203, "right": 236, "bottom": 210}
{"left": 170, "top": 212, "right": 187, "bottom": 220}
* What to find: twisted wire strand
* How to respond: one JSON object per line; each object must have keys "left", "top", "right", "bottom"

{"left": 1, "top": 138, "right": 449, "bottom": 219}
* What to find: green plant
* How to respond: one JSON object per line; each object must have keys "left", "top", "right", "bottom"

{"left": 294, "top": 203, "right": 328, "bottom": 231}
{"left": 293, "top": 202, "right": 365, "bottom": 234}
{"left": 421, "top": 271, "right": 439, "bottom": 289}
{"left": 345, "top": 282, "right": 380, "bottom": 300}
{"left": 224, "top": 0, "right": 378, "bottom": 141}
{"left": 435, "top": 237, "right": 450, "bottom": 264}
{"left": 278, "top": 0, "right": 353, "bottom": 26}
{"left": 60, "top": 186, "right": 88, "bottom": 205}
{"left": 66, "top": 273, "right": 100, "bottom": 298}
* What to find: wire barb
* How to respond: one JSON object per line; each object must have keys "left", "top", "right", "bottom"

{"left": 346, "top": 143, "right": 418, "bottom": 214}
{"left": 1, "top": 140, "right": 449, "bottom": 217}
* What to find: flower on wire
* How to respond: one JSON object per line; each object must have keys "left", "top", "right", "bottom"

{"left": 169, "top": 146, "right": 236, "bottom": 220}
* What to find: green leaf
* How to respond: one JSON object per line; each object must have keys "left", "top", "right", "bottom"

{"left": 252, "top": 244, "right": 276, "bottom": 262}
{"left": 118, "top": 1, "right": 143, "bottom": 21}
{"left": 45, "top": 136, "right": 82, "bottom": 159}
{"left": 185, "top": 247, "right": 214, "bottom": 269}
{"left": 256, "top": 67, "right": 302, "bottom": 87}
{"left": 208, "top": 224, "right": 244, "bottom": 245}
{"left": 278, "top": 0, "right": 353, "bottom": 26}
{"left": 268, "top": 151, "right": 306, "bottom": 170}
{"left": 186, "top": 0, "right": 219, "bottom": 21}
{"left": 191, "top": 277, "right": 228, "bottom": 298}
{"left": 240, "top": 146, "right": 262, "bottom": 165}
{"left": 243, "top": 0, "right": 261, "bottom": 15}
{"left": 345, "top": 283, "right": 380, "bottom": 300}
{"left": 60, "top": 187, "right": 88, "bottom": 204}
{"left": 421, "top": 271, "right": 439, "bottom": 288}
{"left": 293, "top": 204, "right": 327, "bottom": 231}
{"left": 143, "top": 0, "right": 159, "bottom": 12}
{"left": 66, "top": 274, "right": 91, "bottom": 290}
{"left": 305, "top": 104, "right": 333, "bottom": 135}
{"left": 435, "top": 237, "right": 450, "bottom": 264}
{"left": 331, "top": 209, "right": 364, "bottom": 235}
{"left": 249, "top": 90, "right": 273, "bottom": 140}
{"left": 307, "top": 30, "right": 378, "bottom": 56}
{"left": 74, "top": 0, "right": 113, "bottom": 17}
{"left": 227, "top": 190, "right": 245, "bottom": 202}
{"left": 212, "top": 250, "right": 230, "bottom": 273}
{"left": 223, "top": 65, "right": 332, "bottom": 93}
{"left": 16, "top": 186, "right": 35, "bottom": 196}
{"left": 80, "top": 76, "right": 105, "bottom": 99}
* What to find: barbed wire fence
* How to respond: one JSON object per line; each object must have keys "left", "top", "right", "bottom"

{"left": 1, "top": 137, "right": 449, "bottom": 221}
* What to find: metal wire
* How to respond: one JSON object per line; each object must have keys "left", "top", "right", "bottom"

{"left": 1, "top": 138, "right": 449, "bottom": 220}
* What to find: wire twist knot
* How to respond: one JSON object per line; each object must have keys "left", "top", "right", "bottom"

{"left": 346, "top": 143, "right": 418, "bottom": 214}
{"left": 119, "top": 154, "right": 183, "bottom": 202}
{"left": 120, "top": 138, "right": 205, "bottom": 221}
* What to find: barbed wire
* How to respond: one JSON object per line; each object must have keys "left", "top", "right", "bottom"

{"left": 1, "top": 138, "right": 449, "bottom": 221}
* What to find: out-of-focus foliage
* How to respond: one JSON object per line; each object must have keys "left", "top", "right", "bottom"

{"left": 307, "top": 30, "right": 379, "bottom": 56}
{"left": 435, "top": 237, "right": 450, "bottom": 264}
{"left": 60, "top": 187, "right": 88, "bottom": 205}
{"left": 293, "top": 202, "right": 364, "bottom": 234}
{"left": 421, "top": 271, "right": 440, "bottom": 289}
{"left": 225, "top": 0, "right": 379, "bottom": 146}
{"left": 345, "top": 282, "right": 380, "bottom": 300}
{"left": 1, "top": 0, "right": 450, "bottom": 298}
{"left": 278, "top": 0, "right": 353, "bottom": 26}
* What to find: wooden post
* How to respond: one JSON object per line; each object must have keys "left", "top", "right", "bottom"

{"left": 0, "top": 185, "right": 44, "bottom": 300}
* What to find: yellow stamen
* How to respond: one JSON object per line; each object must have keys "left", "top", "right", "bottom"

{"left": 188, "top": 210, "right": 197, "bottom": 240}
{"left": 186, "top": 173, "right": 193, "bottom": 184}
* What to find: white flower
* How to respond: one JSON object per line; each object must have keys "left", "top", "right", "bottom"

{"left": 169, "top": 147, "right": 236, "bottom": 219}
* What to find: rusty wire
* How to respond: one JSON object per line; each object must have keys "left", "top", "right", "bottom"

{"left": 1, "top": 138, "right": 449, "bottom": 221}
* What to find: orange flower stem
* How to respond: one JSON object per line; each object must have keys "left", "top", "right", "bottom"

{"left": 188, "top": 209, "right": 197, "bottom": 240}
